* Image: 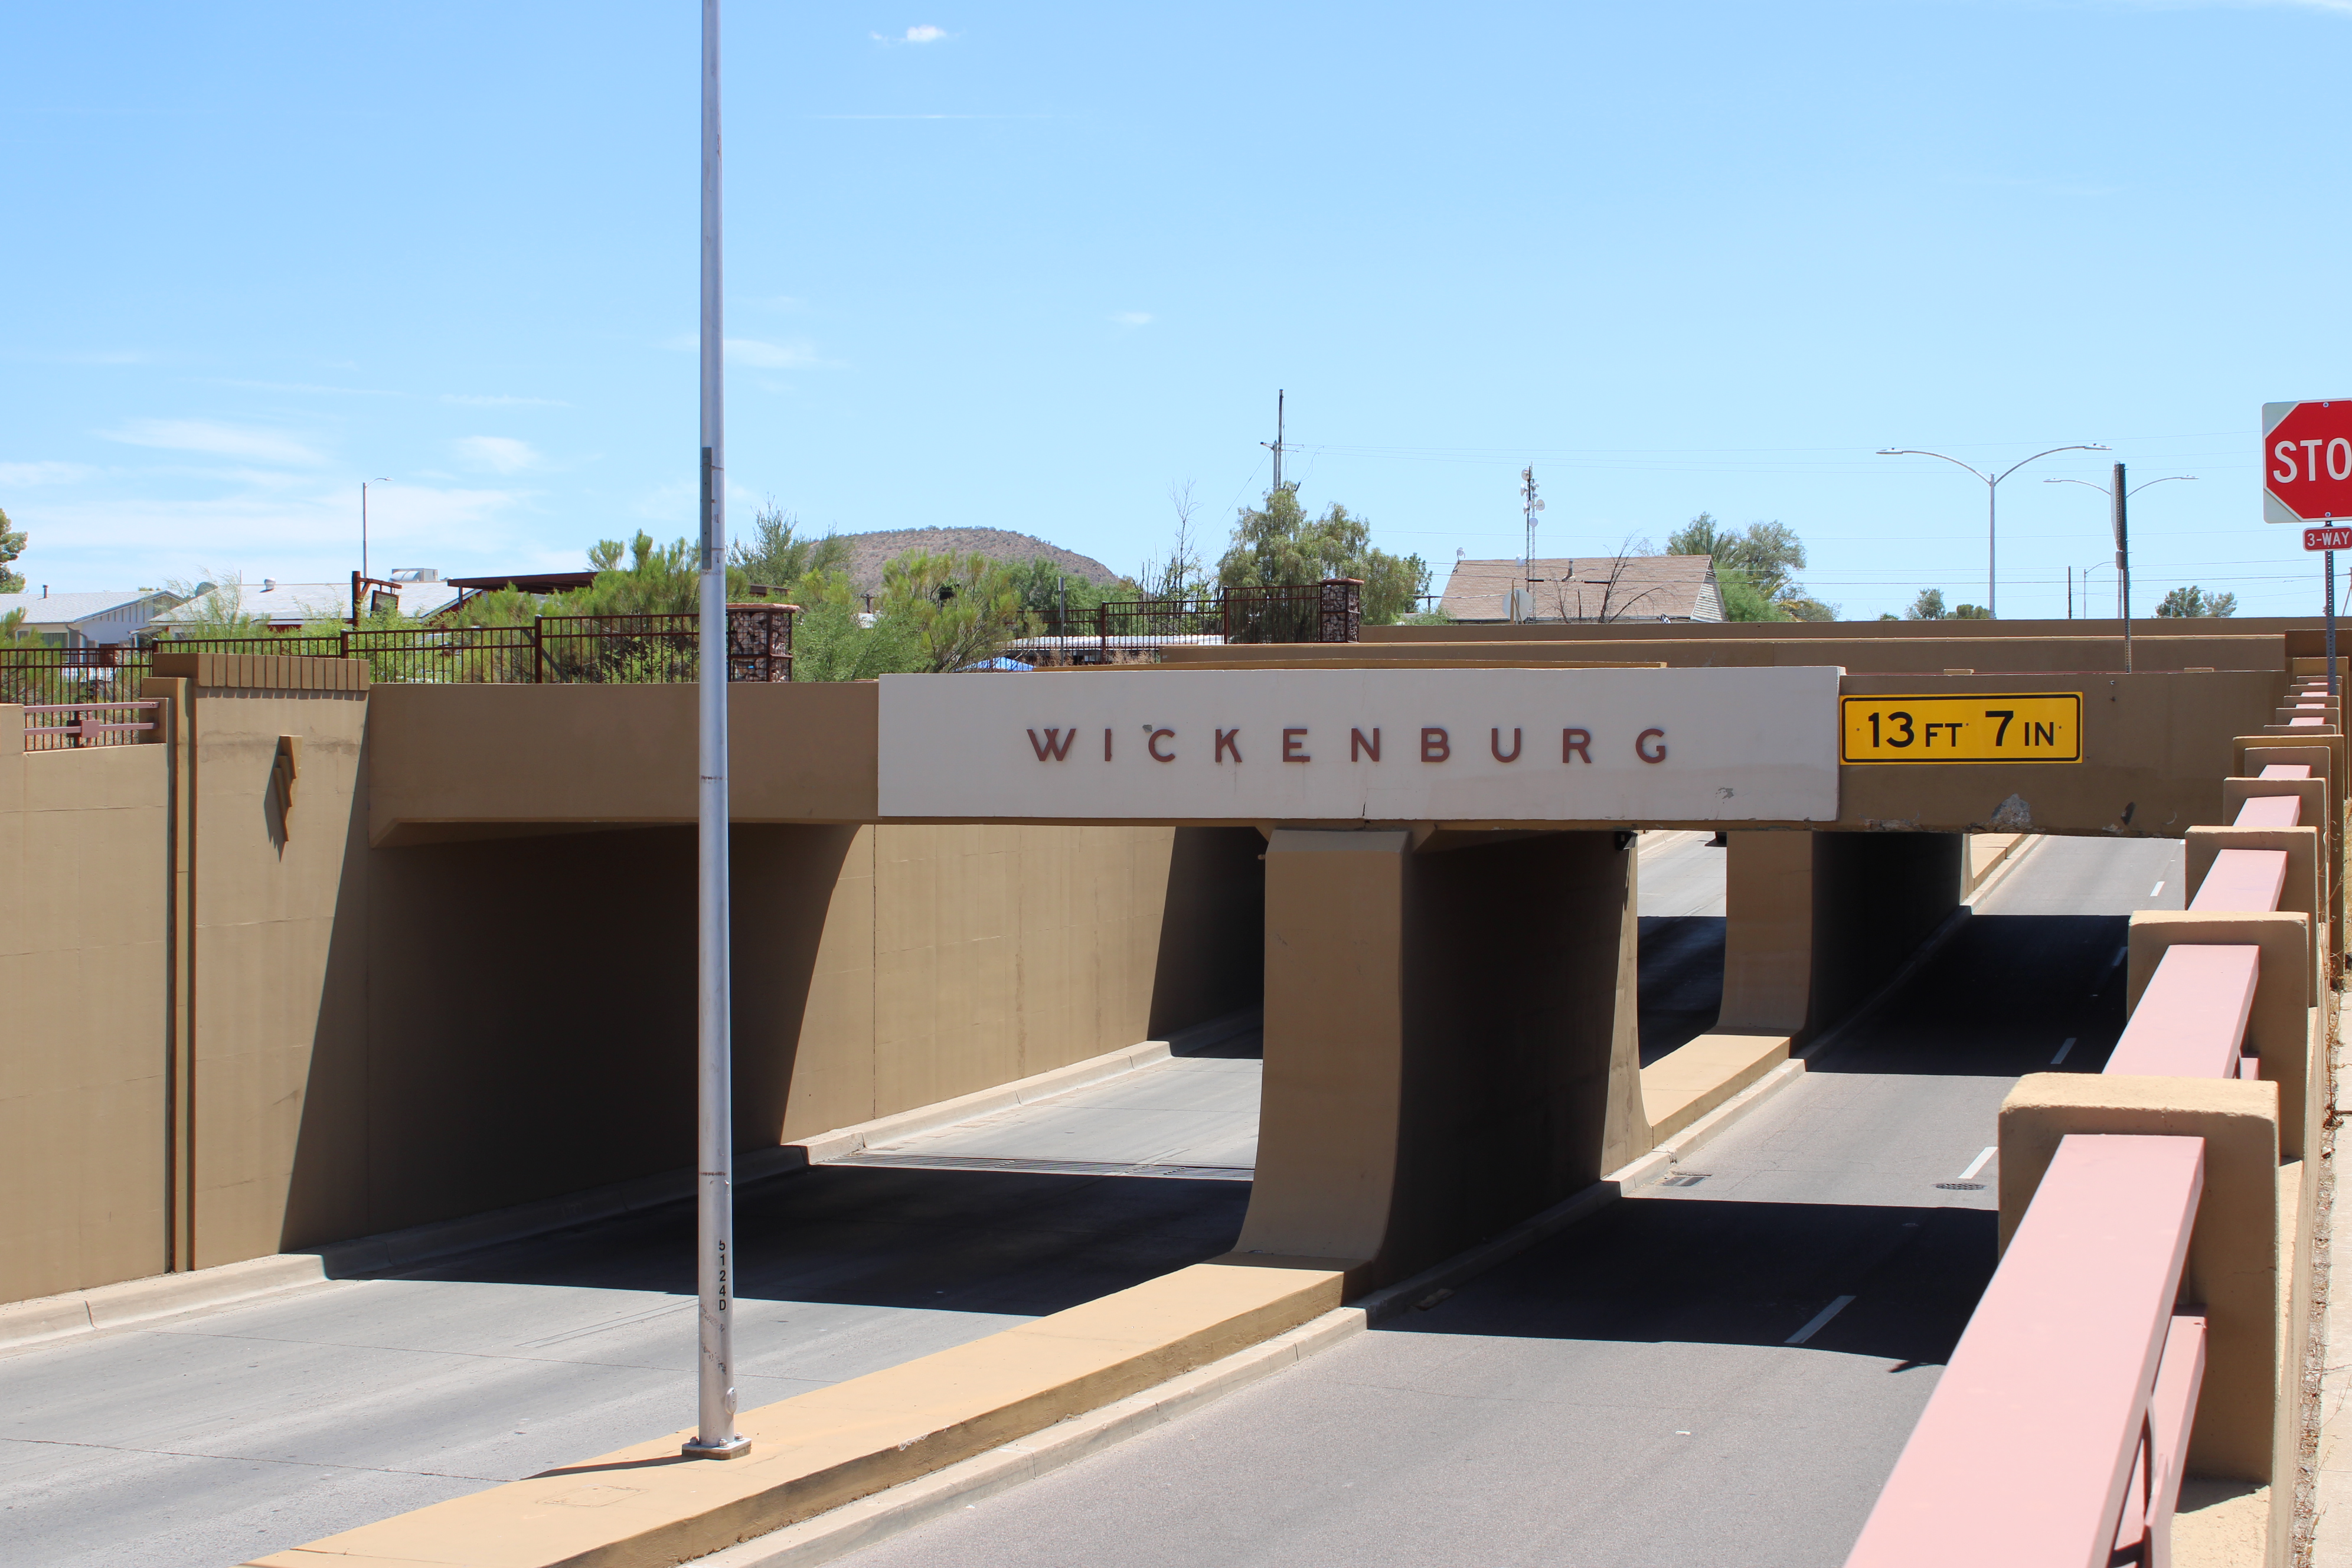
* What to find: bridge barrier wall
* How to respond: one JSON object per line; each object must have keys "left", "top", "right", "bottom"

{"left": 0, "top": 662, "right": 1269, "bottom": 1302}
{"left": 0, "top": 704, "right": 175, "bottom": 1305}
{"left": 1858, "top": 703, "right": 2339, "bottom": 1566}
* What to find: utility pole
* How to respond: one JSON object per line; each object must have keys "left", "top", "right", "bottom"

{"left": 684, "top": 0, "right": 747, "bottom": 1464}
{"left": 1261, "top": 391, "right": 1285, "bottom": 495}
{"left": 2113, "top": 462, "right": 2132, "bottom": 675}
{"left": 1517, "top": 466, "right": 1544, "bottom": 623}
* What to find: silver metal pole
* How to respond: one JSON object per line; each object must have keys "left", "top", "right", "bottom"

{"left": 1987, "top": 476, "right": 1997, "bottom": 619}
{"left": 684, "top": 0, "right": 747, "bottom": 1463}
{"left": 2328, "top": 550, "right": 2338, "bottom": 702}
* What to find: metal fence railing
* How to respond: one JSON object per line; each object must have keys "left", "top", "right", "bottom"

{"left": 1072, "top": 579, "right": 1366, "bottom": 658}
{"left": 0, "top": 645, "right": 155, "bottom": 707}
{"left": 21, "top": 699, "right": 164, "bottom": 751}
{"left": 0, "top": 607, "right": 796, "bottom": 692}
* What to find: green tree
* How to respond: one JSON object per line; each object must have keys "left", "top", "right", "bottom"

{"left": 2155, "top": 585, "right": 2237, "bottom": 618}
{"left": 160, "top": 573, "right": 274, "bottom": 636}
{"left": 0, "top": 507, "right": 24, "bottom": 594}
{"left": 1668, "top": 514, "right": 1810, "bottom": 609}
{"left": 1952, "top": 602, "right": 1992, "bottom": 620}
{"left": 1217, "top": 487, "right": 1429, "bottom": 625}
{"left": 567, "top": 532, "right": 701, "bottom": 615}
{"left": 1905, "top": 588, "right": 1949, "bottom": 620}
{"left": 1715, "top": 572, "right": 1789, "bottom": 622}
{"left": 1005, "top": 555, "right": 1128, "bottom": 633}
{"left": 789, "top": 600, "right": 927, "bottom": 681}
{"left": 729, "top": 504, "right": 849, "bottom": 590}
{"left": 877, "top": 549, "right": 1027, "bottom": 671}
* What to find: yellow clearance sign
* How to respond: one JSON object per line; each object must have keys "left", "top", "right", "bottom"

{"left": 1839, "top": 692, "right": 2082, "bottom": 765}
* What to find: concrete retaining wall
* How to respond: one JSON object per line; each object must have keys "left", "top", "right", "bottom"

{"left": 0, "top": 672, "right": 1266, "bottom": 1302}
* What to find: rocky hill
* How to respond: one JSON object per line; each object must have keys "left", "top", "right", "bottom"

{"left": 832, "top": 528, "right": 1123, "bottom": 598}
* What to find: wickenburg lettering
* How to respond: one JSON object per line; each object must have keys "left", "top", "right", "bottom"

{"left": 878, "top": 666, "right": 1840, "bottom": 822}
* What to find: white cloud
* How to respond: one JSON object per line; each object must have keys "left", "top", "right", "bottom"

{"left": 5, "top": 348, "right": 149, "bottom": 366}
{"left": 871, "top": 23, "right": 949, "bottom": 43}
{"left": 727, "top": 337, "right": 834, "bottom": 369}
{"left": 210, "top": 378, "right": 401, "bottom": 397}
{"left": 8, "top": 482, "right": 535, "bottom": 584}
{"left": 455, "top": 436, "right": 540, "bottom": 473}
{"left": 1112, "top": 311, "right": 1154, "bottom": 327}
{"left": 442, "top": 392, "right": 570, "bottom": 407}
{"left": 0, "top": 461, "right": 93, "bottom": 486}
{"left": 101, "top": 418, "right": 326, "bottom": 467}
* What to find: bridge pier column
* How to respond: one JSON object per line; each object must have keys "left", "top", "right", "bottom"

{"left": 1638, "top": 829, "right": 1962, "bottom": 1146}
{"left": 1720, "top": 827, "right": 1962, "bottom": 1041}
{"left": 1233, "top": 828, "right": 1642, "bottom": 1288}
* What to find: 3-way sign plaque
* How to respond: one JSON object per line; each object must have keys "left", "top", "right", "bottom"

{"left": 2266, "top": 400, "right": 2352, "bottom": 694}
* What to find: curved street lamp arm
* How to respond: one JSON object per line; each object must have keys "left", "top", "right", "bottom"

{"left": 2127, "top": 475, "right": 2196, "bottom": 497}
{"left": 2043, "top": 476, "right": 2112, "bottom": 495}
{"left": 1877, "top": 448, "right": 1992, "bottom": 485}
{"left": 1993, "top": 443, "right": 2110, "bottom": 486}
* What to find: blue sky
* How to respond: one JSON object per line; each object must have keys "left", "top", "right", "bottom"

{"left": 4, "top": 0, "right": 2348, "bottom": 619}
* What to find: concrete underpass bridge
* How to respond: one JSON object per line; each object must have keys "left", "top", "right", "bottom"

{"left": 0, "top": 620, "right": 2340, "bottom": 1567}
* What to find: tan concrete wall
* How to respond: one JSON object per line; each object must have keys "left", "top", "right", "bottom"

{"left": 2, "top": 667, "right": 1262, "bottom": 1293}
{"left": 285, "top": 816, "right": 1244, "bottom": 1248}
{"left": 185, "top": 685, "right": 371, "bottom": 1268}
{"left": 1367, "top": 614, "right": 2324, "bottom": 652}
{"left": 0, "top": 708, "right": 174, "bottom": 1301}
{"left": 360, "top": 669, "right": 2289, "bottom": 841}
{"left": 1237, "top": 828, "right": 1641, "bottom": 1285}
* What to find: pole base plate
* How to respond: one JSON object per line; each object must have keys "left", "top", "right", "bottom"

{"left": 682, "top": 1436, "right": 753, "bottom": 1460}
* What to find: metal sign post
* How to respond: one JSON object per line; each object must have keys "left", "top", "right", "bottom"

{"left": 2299, "top": 527, "right": 2351, "bottom": 698}
{"left": 684, "top": 0, "right": 747, "bottom": 1464}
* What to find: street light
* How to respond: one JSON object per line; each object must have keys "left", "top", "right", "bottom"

{"left": 1877, "top": 443, "right": 2109, "bottom": 618}
{"left": 361, "top": 478, "right": 391, "bottom": 584}
{"left": 2047, "top": 473, "right": 2193, "bottom": 620}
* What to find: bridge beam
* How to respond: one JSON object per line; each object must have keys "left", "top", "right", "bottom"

{"left": 1235, "top": 827, "right": 1642, "bottom": 1286}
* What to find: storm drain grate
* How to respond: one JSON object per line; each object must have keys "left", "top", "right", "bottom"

{"left": 1935, "top": 1181, "right": 1987, "bottom": 1191}
{"left": 833, "top": 1152, "right": 1254, "bottom": 1182}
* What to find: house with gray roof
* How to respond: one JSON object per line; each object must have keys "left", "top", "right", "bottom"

{"left": 0, "top": 589, "right": 184, "bottom": 647}
{"left": 1438, "top": 555, "right": 1724, "bottom": 623}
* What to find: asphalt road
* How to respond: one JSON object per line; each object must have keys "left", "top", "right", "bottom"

{"left": 0, "top": 1063, "right": 1259, "bottom": 1567}
{"left": 1, "top": 832, "right": 2177, "bottom": 1567}
{"left": 841, "top": 834, "right": 2183, "bottom": 1568}
{"left": 1636, "top": 831, "right": 1729, "bottom": 1063}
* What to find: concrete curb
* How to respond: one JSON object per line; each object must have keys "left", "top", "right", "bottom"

{"left": 790, "top": 1007, "right": 1260, "bottom": 1166}
{"left": 690, "top": 1056, "right": 1811, "bottom": 1568}
{"left": 0, "top": 1012, "right": 1263, "bottom": 1355}
{"left": 0, "top": 1253, "right": 331, "bottom": 1353}
{"left": 1961, "top": 829, "right": 2050, "bottom": 909}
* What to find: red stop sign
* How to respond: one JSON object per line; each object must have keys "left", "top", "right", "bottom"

{"left": 2264, "top": 400, "right": 2352, "bottom": 521}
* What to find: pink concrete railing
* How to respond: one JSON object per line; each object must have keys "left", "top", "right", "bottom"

{"left": 1845, "top": 1136, "right": 2209, "bottom": 1567}
{"left": 1848, "top": 710, "right": 2315, "bottom": 1565}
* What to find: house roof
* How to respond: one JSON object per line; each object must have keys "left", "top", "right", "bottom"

{"left": 444, "top": 571, "right": 599, "bottom": 596}
{"left": 0, "top": 590, "right": 171, "bottom": 627}
{"left": 1439, "top": 555, "right": 1723, "bottom": 622}
{"left": 156, "top": 579, "right": 462, "bottom": 626}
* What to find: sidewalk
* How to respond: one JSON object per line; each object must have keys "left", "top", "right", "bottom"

{"left": 2311, "top": 1018, "right": 2348, "bottom": 1564}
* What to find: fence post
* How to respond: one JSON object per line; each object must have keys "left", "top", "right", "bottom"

{"left": 1097, "top": 601, "right": 1108, "bottom": 661}
{"left": 533, "top": 616, "right": 545, "bottom": 683}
